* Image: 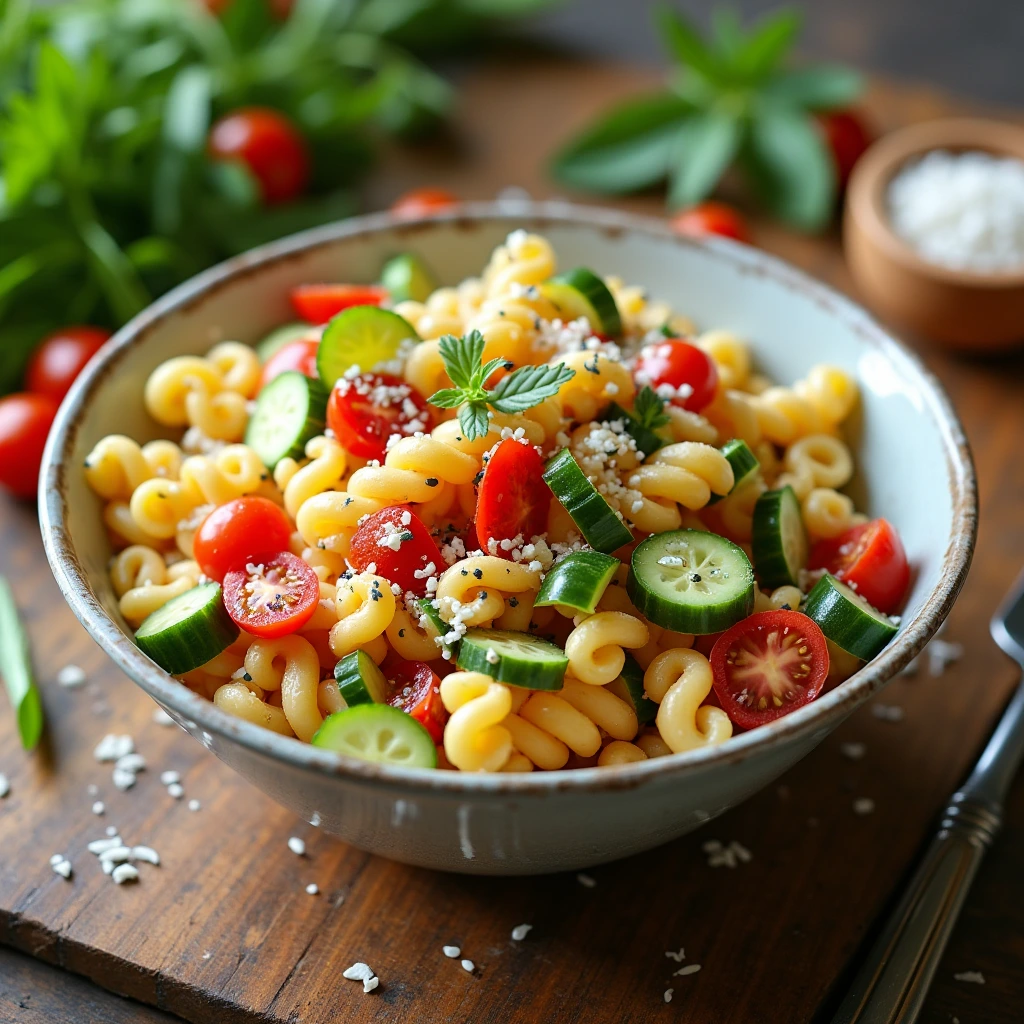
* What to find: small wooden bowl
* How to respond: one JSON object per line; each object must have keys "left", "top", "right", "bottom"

{"left": 844, "top": 118, "right": 1024, "bottom": 351}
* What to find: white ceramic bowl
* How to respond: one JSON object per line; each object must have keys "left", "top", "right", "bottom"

{"left": 40, "top": 202, "right": 976, "bottom": 875}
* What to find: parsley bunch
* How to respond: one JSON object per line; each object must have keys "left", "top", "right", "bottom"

{"left": 429, "top": 330, "right": 575, "bottom": 441}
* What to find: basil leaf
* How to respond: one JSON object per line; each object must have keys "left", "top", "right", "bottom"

{"left": 458, "top": 401, "right": 491, "bottom": 442}
{"left": 763, "top": 65, "right": 865, "bottom": 110}
{"left": 0, "top": 575, "right": 44, "bottom": 751}
{"left": 551, "top": 92, "right": 692, "bottom": 194}
{"left": 489, "top": 362, "right": 575, "bottom": 413}
{"left": 428, "top": 387, "right": 465, "bottom": 409}
{"left": 734, "top": 9, "right": 802, "bottom": 82}
{"left": 667, "top": 111, "right": 741, "bottom": 209}
{"left": 655, "top": 5, "right": 725, "bottom": 83}
{"left": 438, "top": 330, "right": 485, "bottom": 390}
{"left": 743, "top": 107, "right": 835, "bottom": 231}
{"left": 710, "top": 9, "right": 744, "bottom": 62}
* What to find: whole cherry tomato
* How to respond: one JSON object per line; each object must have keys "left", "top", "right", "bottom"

{"left": 816, "top": 109, "right": 872, "bottom": 187}
{"left": 390, "top": 187, "right": 459, "bottom": 218}
{"left": 632, "top": 338, "right": 719, "bottom": 412}
{"left": 193, "top": 496, "right": 294, "bottom": 582}
{"left": 0, "top": 393, "right": 59, "bottom": 499}
{"left": 670, "top": 201, "right": 750, "bottom": 243}
{"left": 259, "top": 338, "right": 320, "bottom": 389}
{"left": 26, "top": 326, "right": 111, "bottom": 402}
{"left": 289, "top": 284, "right": 388, "bottom": 325}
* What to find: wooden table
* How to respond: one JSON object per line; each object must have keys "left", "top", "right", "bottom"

{"left": 2, "top": 55, "right": 1023, "bottom": 1024}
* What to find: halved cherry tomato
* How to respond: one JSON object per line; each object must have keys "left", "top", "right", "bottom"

{"left": 222, "top": 551, "right": 320, "bottom": 638}
{"left": 193, "top": 497, "right": 294, "bottom": 582}
{"left": 633, "top": 338, "right": 718, "bottom": 412}
{"left": 670, "top": 201, "right": 750, "bottom": 243}
{"left": 475, "top": 438, "right": 550, "bottom": 556}
{"left": 385, "top": 658, "right": 448, "bottom": 744}
{"left": 711, "top": 610, "right": 829, "bottom": 731}
{"left": 26, "top": 325, "right": 111, "bottom": 402}
{"left": 259, "top": 337, "right": 319, "bottom": 389}
{"left": 390, "top": 187, "right": 459, "bottom": 218}
{"left": 348, "top": 506, "right": 444, "bottom": 597}
{"left": 208, "top": 107, "right": 309, "bottom": 205}
{"left": 289, "top": 284, "right": 388, "bottom": 326}
{"left": 816, "top": 109, "right": 872, "bottom": 187}
{"left": 0, "top": 393, "right": 59, "bottom": 499}
{"left": 809, "top": 518, "right": 909, "bottom": 615}
{"left": 326, "top": 372, "right": 432, "bottom": 462}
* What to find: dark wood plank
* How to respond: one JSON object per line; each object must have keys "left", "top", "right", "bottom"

{"left": 0, "top": 54, "right": 1022, "bottom": 1024}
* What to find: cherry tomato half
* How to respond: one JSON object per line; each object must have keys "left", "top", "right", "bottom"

{"left": 633, "top": 338, "right": 718, "bottom": 412}
{"left": 0, "top": 393, "right": 58, "bottom": 499}
{"left": 289, "top": 284, "right": 388, "bottom": 326}
{"left": 326, "top": 372, "right": 432, "bottom": 463}
{"left": 208, "top": 107, "right": 309, "bottom": 205}
{"left": 816, "top": 109, "right": 872, "bottom": 187}
{"left": 670, "top": 201, "right": 750, "bottom": 243}
{"left": 385, "top": 658, "right": 448, "bottom": 744}
{"left": 26, "top": 325, "right": 111, "bottom": 402}
{"left": 223, "top": 551, "right": 320, "bottom": 638}
{"left": 259, "top": 338, "right": 320, "bottom": 389}
{"left": 193, "top": 497, "right": 294, "bottom": 582}
{"left": 711, "top": 610, "right": 829, "bottom": 731}
{"left": 348, "top": 506, "right": 443, "bottom": 597}
{"left": 390, "top": 187, "right": 459, "bottom": 218}
{"left": 475, "top": 438, "right": 550, "bottom": 556}
{"left": 809, "top": 518, "right": 909, "bottom": 615}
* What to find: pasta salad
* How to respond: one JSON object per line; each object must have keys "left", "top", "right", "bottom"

{"left": 83, "top": 231, "right": 910, "bottom": 772}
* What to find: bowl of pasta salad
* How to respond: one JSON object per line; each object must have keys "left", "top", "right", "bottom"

{"left": 39, "top": 202, "right": 976, "bottom": 874}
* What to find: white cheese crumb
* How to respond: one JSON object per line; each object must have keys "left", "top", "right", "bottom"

{"left": 872, "top": 704, "right": 905, "bottom": 722}
{"left": 343, "top": 962, "right": 375, "bottom": 982}
{"left": 51, "top": 858, "right": 73, "bottom": 879}
{"left": 87, "top": 783, "right": 99, "bottom": 796}
{"left": 131, "top": 846, "right": 160, "bottom": 865}
{"left": 167, "top": 782, "right": 184, "bottom": 799}
{"left": 92, "top": 801, "right": 105, "bottom": 815}
{"left": 577, "top": 872, "right": 596, "bottom": 888}
{"left": 840, "top": 742, "right": 866, "bottom": 760}
{"left": 188, "top": 799, "right": 201, "bottom": 812}
{"left": 57, "top": 664, "right": 87, "bottom": 688}
{"left": 94, "top": 734, "right": 134, "bottom": 762}
{"left": 675, "top": 963, "right": 702, "bottom": 977}
{"left": 664, "top": 988, "right": 673, "bottom": 1003}
{"left": 0, "top": 774, "right": 9, "bottom": 798}
{"left": 115, "top": 753, "right": 146, "bottom": 774}
{"left": 953, "top": 970, "right": 986, "bottom": 984}
{"left": 288, "top": 836, "right": 306, "bottom": 856}
{"left": 443, "top": 945, "right": 461, "bottom": 958}
{"left": 853, "top": 798, "right": 876, "bottom": 815}
{"left": 88, "top": 837, "right": 122, "bottom": 854}
{"left": 112, "top": 769, "right": 137, "bottom": 792}
{"left": 105, "top": 825, "right": 118, "bottom": 837}
{"left": 510, "top": 924, "right": 532, "bottom": 941}
{"left": 460, "top": 959, "right": 474, "bottom": 973}
{"left": 666, "top": 948, "right": 685, "bottom": 962}
{"left": 152, "top": 707, "right": 174, "bottom": 726}
{"left": 160, "top": 770, "right": 180, "bottom": 786}
{"left": 363, "top": 976, "right": 379, "bottom": 993}
{"left": 485, "top": 647, "right": 499, "bottom": 665}
{"left": 112, "top": 863, "right": 140, "bottom": 884}
{"left": 305, "top": 883, "right": 319, "bottom": 895}
{"left": 98, "top": 846, "right": 132, "bottom": 865}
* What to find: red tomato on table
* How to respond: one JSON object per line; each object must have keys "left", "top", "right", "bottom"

{"left": 193, "top": 497, "right": 294, "bottom": 582}
{"left": 475, "top": 438, "right": 551, "bottom": 555}
{"left": 26, "top": 325, "right": 111, "bottom": 402}
{"left": 259, "top": 338, "right": 320, "bottom": 389}
{"left": 222, "top": 551, "right": 320, "bottom": 638}
{"left": 816, "top": 109, "right": 872, "bottom": 187}
{"left": 349, "top": 506, "right": 443, "bottom": 597}
{"left": 670, "top": 201, "right": 750, "bottom": 243}
{"left": 0, "top": 393, "right": 59, "bottom": 499}
{"left": 633, "top": 338, "right": 718, "bottom": 412}
{"left": 385, "top": 658, "right": 448, "bottom": 744}
{"left": 710, "top": 611, "right": 829, "bottom": 731}
{"left": 809, "top": 518, "right": 909, "bottom": 615}
{"left": 326, "top": 372, "right": 431, "bottom": 462}
{"left": 390, "top": 187, "right": 459, "bottom": 218}
{"left": 289, "top": 284, "right": 388, "bottom": 326}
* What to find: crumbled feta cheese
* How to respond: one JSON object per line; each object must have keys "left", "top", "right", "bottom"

{"left": 511, "top": 924, "right": 532, "bottom": 941}
{"left": 443, "top": 945, "right": 461, "bottom": 958}
{"left": 288, "top": 836, "right": 306, "bottom": 856}
{"left": 57, "top": 664, "right": 87, "bottom": 688}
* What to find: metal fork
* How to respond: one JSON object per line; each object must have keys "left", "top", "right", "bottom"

{"left": 831, "top": 571, "right": 1024, "bottom": 1023}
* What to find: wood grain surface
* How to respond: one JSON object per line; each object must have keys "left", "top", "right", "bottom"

{"left": 1, "top": 55, "right": 1023, "bottom": 1024}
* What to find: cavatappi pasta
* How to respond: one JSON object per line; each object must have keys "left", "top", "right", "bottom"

{"left": 85, "top": 231, "right": 909, "bottom": 773}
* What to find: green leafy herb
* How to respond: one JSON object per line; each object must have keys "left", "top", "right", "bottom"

{"left": 551, "top": 5, "right": 862, "bottom": 231}
{"left": 429, "top": 329, "right": 575, "bottom": 440}
{"left": 632, "top": 386, "right": 670, "bottom": 431}
{"left": 0, "top": 575, "right": 44, "bottom": 751}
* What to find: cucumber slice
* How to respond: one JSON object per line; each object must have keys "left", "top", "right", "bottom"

{"left": 803, "top": 573, "right": 898, "bottom": 661}
{"left": 627, "top": 529, "right": 755, "bottom": 633}
{"left": 457, "top": 628, "right": 568, "bottom": 690}
{"left": 605, "top": 401, "right": 665, "bottom": 458}
{"left": 380, "top": 253, "right": 437, "bottom": 304}
{"left": 317, "top": 306, "right": 419, "bottom": 388}
{"left": 535, "top": 551, "right": 619, "bottom": 615}
{"left": 708, "top": 439, "right": 760, "bottom": 505}
{"left": 541, "top": 268, "right": 622, "bottom": 336}
{"left": 542, "top": 448, "right": 633, "bottom": 554}
{"left": 135, "top": 582, "right": 238, "bottom": 675}
{"left": 607, "top": 652, "right": 656, "bottom": 726}
{"left": 255, "top": 322, "right": 312, "bottom": 363}
{"left": 312, "top": 704, "right": 437, "bottom": 768}
{"left": 244, "top": 370, "right": 327, "bottom": 469}
{"left": 752, "top": 485, "right": 808, "bottom": 588}
{"left": 334, "top": 649, "right": 389, "bottom": 706}
{"left": 418, "top": 597, "right": 457, "bottom": 654}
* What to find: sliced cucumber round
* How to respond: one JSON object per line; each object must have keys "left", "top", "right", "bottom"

{"left": 457, "top": 628, "right": 567, "bottom": 690}
{"left": 607, "top": 652, "right": 656, "bottom": 726}
{"left": 380, "top": 253, "right": 437, "bottom": 304}
{"left": 316, "top": 306, "right": 419, "bottom": 388}
{"left": 605, "top": 401, "right": 665, "bottom": 458}
{"left": 245, "top": 370, "right": 327, "bottom": 470}
{"left": 542, "top": 448, "right": 633, "bottom": 554}
{"left": 255, "top": 322, "right": 312, "bottom": 363}
{"left": 334, "top": 649, "right": 389, "bottom": 706}
{"left": 135, "top": 582, "right": 239, "bottom": 675}
{"left": 541, "top": 267, "right": 622, "bottom": 336}
{"left": 627, "top": 529, "right": 754, "bottom": 633}
{"left": 803, "top": 573, "right": 898, "bottom": 661}
{"left": 708, "top": 439, "right": 760, "bottom": 505}
{"left": 311, "top": 704, "right": 437, "bottom": 768}
{"left": 752, "top": 485, "right": 808, "bottom": 589}
{"left": 535, "top": 551, "right": 619, "bottom": 615}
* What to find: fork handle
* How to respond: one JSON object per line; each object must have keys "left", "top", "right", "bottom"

{"left": 829, "top": 794, "right": 1000, "bottom": 1024}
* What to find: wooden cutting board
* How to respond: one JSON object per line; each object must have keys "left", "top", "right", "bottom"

{"left": 2, "top": 55, "right": 1023, "bottom": 1024}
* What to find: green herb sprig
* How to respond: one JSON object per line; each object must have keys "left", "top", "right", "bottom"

{"left": 632, "top": 386, "right": 670, "bottom": 431}
{"left": 0, "top": 575, "right": 44, "bottom": 751}
{"left": 551, "top": 5, "right": 863, "bottom": 231}
{"left": 429, "top": 329, "right": 575, "bottom": 441}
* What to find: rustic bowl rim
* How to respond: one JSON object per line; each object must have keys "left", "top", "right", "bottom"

{"left": 846, "top": 116, "right": 1024, "bottom": 288}
{"left": 39, "top": 200, "right": 977, "bottom": 797}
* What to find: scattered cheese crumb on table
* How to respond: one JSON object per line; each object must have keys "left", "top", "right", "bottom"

{"left": 57, "top": 664, "right": 87, "bottom": 688}
{"left": 92, "top": 801, "right": 105, "bottom": 815}
{"left": 675, "top": 964, "right": 702, "bottom": 977}
{"left": 461, "top": 959, "right": 474, "bottom": 973}
{"left": 288, "top": 836, "right": 306, "bottom": 856}
{"left": 305, "top": 883, "right": 319, "bottom": 895}
{"left": 577, "top": 872, "right": 596, "bottom": 888}
{"left": 840, "top": 742, "right": 867, "bottom": 760}
{"left": 0, "top": 774, "right": 9, "bottom": 799}
{"left": 443, "top": 945, "right": 461, "bottom": 958}
{"left": 853, "top": 798, "right": 876, "bottom": 815}
{"left": 510, "top": 925, "right": 532, "bottom": 941}
{"left": 953, "top": 970, "right": 985, "bottom": 984}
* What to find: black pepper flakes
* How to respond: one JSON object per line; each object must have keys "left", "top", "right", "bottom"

{"left": 472, "top": 568, "right": 483, "bottom": 580}
{"left": 425, "top": 478, "right": 439, "bottom": 487}
{"left": 509, "top": 597, "right": 519, "bottom": 607}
